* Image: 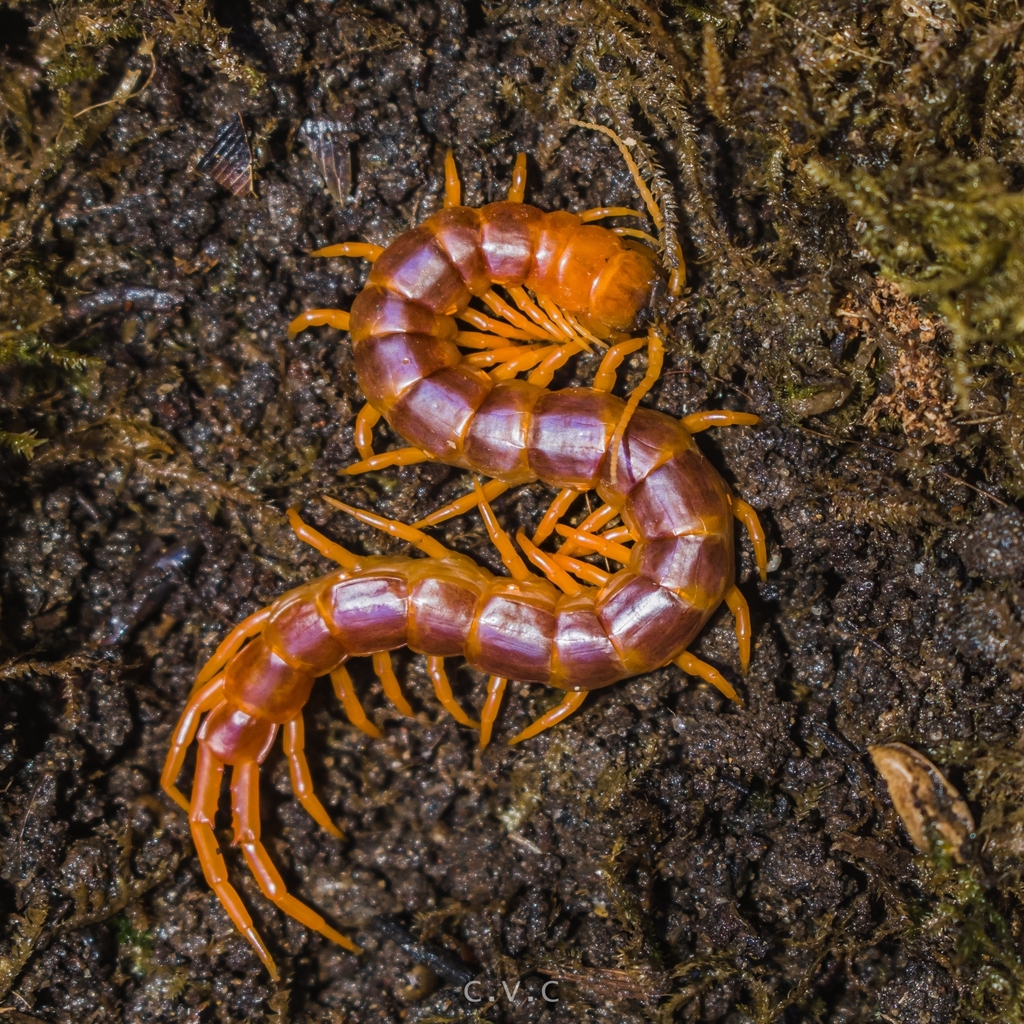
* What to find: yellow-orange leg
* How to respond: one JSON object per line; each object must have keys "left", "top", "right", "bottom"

{"left": 609, "top": 328, "right": 664, "bottom": 484}
{"left": 552, "top": 552, "right": 612, "bottom": 588}
{"left": 231, "top": 761, "right": 362, "bottom": 956}
{"left": 533, "top": 487, "right": 580, "bottom": 545}
{"left": 479, "top": 675, "right": 507, "bottom": 749}
{"left": 464, "top": 344, "right": 543, "bottom": 368}
{"left": 444, "top": 148, "right": 461, "bottom": 208}
{"left": 288, "top": 308, "right": 350, "bottom": 337}
{"left": 339, "top": 447, "right": 430, "bottom": 475}
{"left": 592, "top": 337, "right": 646, "bottom": 392}
{"left": 287, "top": 507, "right": 359, "bottom": 569}
{"left": 580, "top": 205, "right": 647, "bottom": 223}
{"left": 537, "top": 296, "right": 590, "bottom": 349}
{"left": 195, "top": 608, "right": 272, "bottom": 687}
{"left": 161, "top": 676, "right": 226, "bottom": 811}
{"left": 612, "top": 227, "right": 661, "bottom": 249}
{"left": 507, "top": 152, "right": 527, "bottom": 203}
{"left": 506, "top": 285, "right": 566, "bottom": 341}
{"left": 457, "top": 330, "right": 521, "bottom": 349}
{"left": 413, "top": 478, "right": 510, "bottom": 528}
{"left": 527, "top": 339, "right": 585, "bottom": 387}
{"left": 427, "top": 656, "right": 480, "bottom": 728}
{"left": 331, "top": 666, "right": 382, "bottom": 739}
{"left": 458, "top": 307, "right": 537, "bottom": 341}
{"left": 323, "top": 495, "right": 456, "bottom": 560}
{"left": 474, "top": 478, "right": 533, "bottom": 581}
{"left": 724, "top": 585, "right": 752, "bottom": 674}
{"left": 675, "top": 651, "right": 741, "bottom": 703}
{"left": 681, "top": 410, "right": 759, "bottom": 433}
{"left": 190, "top": 745, "right": 279, "bottom": 978}
{"left": 557, "top": 503, "right": 618, "bottom": 558}
{"left": 554, "top": 524, "right": 633, "bottom": 565}
{"left": 481, "top": 289, "right": 549, "bottom": 340}
{"left": 283, "top": 713, "right": 343, "bottom": 838}
{"left": 732, "top": 498, "right": 768, "bottom": 581}
{"left": 372, "top": 652, "right": 415, "bottom": 717}
{"left": 355, "top": 404, "right": 382, "bottom": 461}
{"left": 516, "top": 531, "right": 582, "bottom": 596}
{"left": 490, "top": 344, "right": 560, "bottom": 381}
{"left": 508, "top": 690, "right": 587, "bottom": 745}
{"left": 310, "top": 241, "right": 383, "bottom": 262}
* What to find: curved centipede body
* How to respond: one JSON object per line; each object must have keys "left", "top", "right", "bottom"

{"left": 162, "top": 131, "right": 768, "bottom": 978}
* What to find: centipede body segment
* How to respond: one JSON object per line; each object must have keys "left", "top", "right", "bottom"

{"left": 162, "top": 132, "right": 768, "bottom": 977}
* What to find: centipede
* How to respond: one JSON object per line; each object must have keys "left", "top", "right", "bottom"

{"left": 161, "top": 122, "right": 768, "bottom": 978}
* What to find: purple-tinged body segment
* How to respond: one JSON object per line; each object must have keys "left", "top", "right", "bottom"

{"left": 598, "top": 407, "right": 693, "bottom": 506}
{"left": 389, "top": 366, "right": 493, "bottom": 460}
{"left": 407, "top": 568, "right": 483, "bottom": 656}
{"left": 597, "top": 573, "right": 704, "bottom": 674}
{"left": 354, "top": 332, "right": 460, "bottom": 411}
{"left": 631, "top": 534, "right": 733, "bottom": 609}
{"left": 369, "top": 227, "right": 470, "bottom": 314}
{"left": 527, "top": 388, "right": 621, "bottom": 489}
{"left": 263, "top": 585, "right": 346, "bottom": 674}
{"left": 468, "top": 582, "right": 556, "bottom": 682}
{"left": 198, "top": 702, "right": 279, "bottom": 764}
{"left": 318, "top": 573, "right": 409, "bottom": 655}
{"left": 552, "top": 594, "right": 625, "bottom": 690}
{"left": 464, "top": 379, "right": 543, "bottom": 482}
{"left": 479, "top": 203, "right": 543, "bottom": 284}
{"left": 224, "top": 638, "right": 317, "bottom": 722}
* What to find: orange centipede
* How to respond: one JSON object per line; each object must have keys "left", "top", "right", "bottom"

{"left": 162, "top": 122, "right": 768, "bottom": 977}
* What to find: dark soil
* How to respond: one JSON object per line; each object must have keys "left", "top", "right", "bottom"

{"left": 3, "top": 2, "right": 1024, "bottom": 1022}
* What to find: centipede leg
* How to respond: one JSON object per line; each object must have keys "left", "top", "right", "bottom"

{"left": 479, "top": 675, "right": 507, "bottom": 749}
{"left": 592, "top": 337, "right": 646, "bottom": 392}
{"left": 190, "top": 745, "right": 278, "bottom": 978}
{"left": 508, "top": 690, "right": 587, "bottom": 745}
{"left": 231, "top": 762, "right": 362, "bottom": 955}
{"left": 161, "top": 677, "right": 226, "bottom": 811}
{"left": 339, "top": 447, "right": 430, "bottom": 475}
{"left": 554, "top": 523, "right": 633, "bottom": 565}
{"left": 288, "top": 308, "right": 351, "bottom": 336}
{"left": 675, "top": 651, "right": 741, "bottom": 704}
{"left": 732, "top": 498, "right": 769, "bottom": 582}
{"left": 724, "top": 585, "right": 752, "bottom": 674}
{"left": 579, "top": 205, "right": 647, "bottom": 223}
{"left": 323, "top": 496, "right": 456, "bottom": 559}
{"left": 310, "top": 242, "right": 383, "bottom": 262}
{"left": 427, "top": 656, "right": 480, "bottom": 728}
{"left": 516, "top": 531, "right": 582, "bottom": 596}
{"left": 413, "top": 479, "right": 510, "bottom": 528}
{"left": 195, "top": 607, "right": 272, "bottom": 687}
{"left": 533, "top": 487, "right": 580, "bottom": 544}
{"left": 330, "top": 666, "right": 382, "bottom": 739}
{"left": 444, "top": 149, "right": 461, "bottom": 208}
{"left": 609, "top": 328, "right": 665, "bottom": 483}
{"left": 355, "top": 404, "right": 382, "bottom": 461}
{"left": 372, "top": 652, "right": 415, "bottom": 717}
{"left": 287, "top": 507, "right": 359, "bottom": 569}
{"left": 507, "top": 153, "right": 527, "bottom": 203}
{"left": 283, "top": 714, "right": 343, "bottom": 838}
{"left": 681, "top": 410, "right": 760, "bottom": 433}
{"left": 474, "top": 478, "right": 533, "bottom": 581}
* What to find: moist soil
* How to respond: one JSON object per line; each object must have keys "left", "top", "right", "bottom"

{"left": 3, "top": 2, "right": 1024, "bottom": 1022}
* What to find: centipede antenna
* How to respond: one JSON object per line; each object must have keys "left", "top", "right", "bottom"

{"left": 608, "top": 328, "right": 665, "bottom": 485}
{"left": 413, "top": 478, "right": 511, "bottom": 528}
{"left": 372, "top": 652, "right": 415, "bottom": 717}
{"left": 579, "top": 205, "right": 647, "bottom": 224}
{"left": 444, "top": 148, "right": 461, "bottom": 208}
{"left": 322, "top": 496, "right": 456, "bottom": 560}
{"left": 339, "top": 446, "right": 430, "bottom": 475}
{"left": 507, "top": 152, "right": 528, "bottom": 203}
{"left": 507, "top": 690, "right": 587, "bottom": 745}
{"left": 569, "top": 119, "right": 663, "bottom": 229}
{"left": 479, "top": 675, "right": 507, "bottom": 749}
{"left": 288, "top": 506, "right": 360, "bottom": 569}
{"left": 473, "top": 477, "right": 533, "bottom": 581}
{"left": 533, "top": 487, "right": 580, "bottom": 545}
{"left": 516, "top": 531, "right": 583, "bottom": 596}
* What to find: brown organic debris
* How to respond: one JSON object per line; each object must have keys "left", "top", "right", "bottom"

{"left": 195, "top": 112, "right": 253, "bottom": 196}
{"left": 869, "top": 742, "right": 975, "bottom": 862}
{"left": 839, "top": 279, "right": 958, "bottom": 445}
{"left": 300, "top": 119, "right": 356, "bottom": 202}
